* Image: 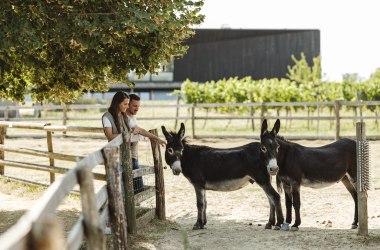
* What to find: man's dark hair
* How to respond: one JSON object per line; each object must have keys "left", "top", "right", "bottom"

{"left": 129, "top": 93, "right": 141, "bottom": 101}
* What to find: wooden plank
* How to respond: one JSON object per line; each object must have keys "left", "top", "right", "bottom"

{"left": 77, "top": 167, "right": 105, "bottom": 250}
{"left": 191, "top": 104, "right": 195, "bottom": 138}
{"left": 0, "top": 127, "right": 4, "bottom": 175}
{"left": 67, "top": 104, "right": 108, "bottom": 109}
{"left": 96, "top": 184, "right": 109, "bottom": 210}
{"left": 0, "top": 159, "right": 106, "bottom": 181}
{"left": 0, "top": 121, "right": 49, "bottom": 129}
{"left": 102, "top": 146, "right": 128, "bottom": 248}
{"left": 0, "top": 145, "right": 83, "bottom": 162}
{"left": 334, "top": 101, "right": 341, "bottom": 140}
{"left": 342, "top": 100, "right": 380, "bottom": 106}
{"left": 132, "top": 116, "right": 191, "bottom": 121}
{"left": 28, "top": 215, "right": 65, "bottom": 250}
{"left": 66, "top": 215, "right": 85, "bottom": 250}
{"left": 6, "top": 117, "right": 63, "bottom": 121}
{"left": 195, "top": 102, "right": 262, "bottom": 108}
{"left": 136, "top": 209, "right": 156, "bottom": 230}
{"left": 132, "top": 166, "right": 155, "bottom": 178}
{"left": 120, "top": 132, "right": 137, "bottom": 235}
{"left": 134, "top": 185, "right": 156, "bottom": 205}
{"left": 66, "top": 185, "right": 108, "bottom": 250}
{"left": 194, "top": 115, "right": 336, "bottom": 120}
{"left": 46, "top": 130, "right": 55, "bottom": 183}
{"left": 1, "top": 176, "right": 50, "bottom": 188}
{"left": 140, "top": 103, "right": 193, "bottom": 108}
{"left": 44, "top": 125, "right": 103, "bottom": 133}
{"left": 149, "top": 129, "right": 166, "bottom": 220}
{"left": 356, "top": 122, "right": 368, "bottom": 236}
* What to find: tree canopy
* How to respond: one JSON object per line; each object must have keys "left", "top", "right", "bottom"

{"left": 0, "top": 0, "right": 204, "bottom": 102}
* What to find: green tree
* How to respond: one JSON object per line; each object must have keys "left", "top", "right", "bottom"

{"left": 286, "top": 52, "right": 321, "bottom": 86}
{"left": 369, "top": 68, "right": 380, "bottom": 81}
{"left": 0, "top": 0, "right": 204, "bottom": 102}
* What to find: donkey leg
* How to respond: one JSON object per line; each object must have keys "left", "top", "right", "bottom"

{"left": 264, "top": 195, "right": 276, "bottom": 229}
{"left": 341, "top": 175, "right": 358, "bottom": 229}
{"left": 280, "top": 189, "right": 293, "bottom": 231}
{"left": 193, "top": 185, "right": 206, "bottom": 230}
{"left": 283, "top": 183, "right": 293, "bottom": 224}
{"left": 260, "top": 184, "right": 284, "bottom": 230}
{"left": 291, "top": 185, "right": 301, "bottom": 231}
{"left": 203, "top": 195, "right": 207, "bottom": 226}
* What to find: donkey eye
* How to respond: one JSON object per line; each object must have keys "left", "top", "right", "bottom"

{"left": 167, "top": 148, "right": 174, "bottom": 155}
{"left": 261, "top": 146, "right": 267, "bottom": 153}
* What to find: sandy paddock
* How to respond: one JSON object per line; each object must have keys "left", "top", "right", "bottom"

{"left": 0, "top": 137, "right": 380, "bottom": 250}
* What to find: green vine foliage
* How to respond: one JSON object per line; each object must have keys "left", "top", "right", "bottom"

{"left": 176, "top": 54, "right": 379, "bottom": 115}
{"left": 0, "top": 0, "right": 204, "bottom": 103}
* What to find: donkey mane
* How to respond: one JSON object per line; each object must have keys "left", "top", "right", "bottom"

{"left": 276, "top": 134, "right": 290, "bottom": 143}
{"left": 167, "top": 130, "right": 190, "bottom": 144}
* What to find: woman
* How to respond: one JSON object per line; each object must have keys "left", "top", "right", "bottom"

{"left": 102, "top": 91, "right": 131, "bottom": 141}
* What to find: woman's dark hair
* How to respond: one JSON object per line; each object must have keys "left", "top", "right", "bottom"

{"left": 108, "top": 91, "right": 129, "bottom": 133}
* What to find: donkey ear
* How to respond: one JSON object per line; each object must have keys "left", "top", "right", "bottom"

{"left": 271, "top": 119, "right": 281, "bottom": 135}
{"left": 161, "top": 126, "right": 171, "bottom": 139}
{"left": 261, "top": 119, "right": 268, "bottom": 136}
{"left": 178, "top": 122, "right": 185, "bottom": 139}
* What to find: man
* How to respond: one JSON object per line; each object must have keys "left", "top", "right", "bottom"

{"left": 127, "top": 93, "right": 166, "bottom": 193}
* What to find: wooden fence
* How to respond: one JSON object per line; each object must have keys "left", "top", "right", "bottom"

{"left": 0, "top": 100, "right": 379, "bottom": 140}
{"left": 0, "top": 122, "right": 165, "bottom": 249}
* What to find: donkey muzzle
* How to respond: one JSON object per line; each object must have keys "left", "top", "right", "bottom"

{"left": 171, "top": 160, "right": 182, "bottom": 175}
{"left": 267, "top": 158, "right": 279, "bottom": 175}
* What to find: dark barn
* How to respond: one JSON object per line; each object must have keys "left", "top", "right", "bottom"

{"left": 173, "top": 29, "right": 320, "bottom": 82}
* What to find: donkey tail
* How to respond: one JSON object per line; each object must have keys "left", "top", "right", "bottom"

{"left": 276, "top": 175, "right": 283, "bottom": 193}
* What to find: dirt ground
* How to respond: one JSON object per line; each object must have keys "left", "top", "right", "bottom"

{"left": 1, "top": 136, "right": 380, "bottom": 250}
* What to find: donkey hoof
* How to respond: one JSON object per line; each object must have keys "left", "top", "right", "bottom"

{"left": 192, "top": 223, "right": 204, "bottom": 230}
{"left": 264, "top": 223, "right": 272, "bottom": 229}
{"left": 280, "top": 223, "right": 290, "bottom": 231}
{"left": 290, "top": 226, "right": 299, "bottom": 231}
{"left": 351, "top": 225, "right": 358, "bottom": 229}
{"left": 273, "top": 225, "right": 281, "bottom": 230}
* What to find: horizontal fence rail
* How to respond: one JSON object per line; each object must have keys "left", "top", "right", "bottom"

{"left": 0, "top": 100, "right": 379, "bottom": 140}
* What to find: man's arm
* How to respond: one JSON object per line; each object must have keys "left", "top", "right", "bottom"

{"left": 132, "top": 126, "right": 166, "bottom": 146}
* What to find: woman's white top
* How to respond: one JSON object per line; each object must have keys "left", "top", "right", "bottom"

{"left": 102, "top": 115, "right": 136, "bottom": 129}
{"left": 102, "top": 115, "right": 141, "bottom": 143}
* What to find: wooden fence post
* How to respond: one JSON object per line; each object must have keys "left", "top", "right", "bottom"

{"left": 0, "top": 127, "right": 4, "bottom": 176}
{"left": 191, "top": 104, "right": 195, "bottom": 138}
{"left": 174, "top": 95, "right": 180, "bottom": 130}
{"left": 63, "top": 105, "right": 68, "bottom": 137}
{"left": 260, "top": 102, "right": 266, "bottom": 123}
{"left": 249, "top": 91, "right": 255, "bottom": 131}
{"left": 4, "top": 106, "right": 9, "bottom": 121}
{"left": 316, "top": 99, "right": 320, "bottom": 136}
{"left": 334, "top": 101, "right": 341, "bottom": 140}
{"left": 121, "top": 132, "right": 137, "bottom": 234}
{"left": 77, "top": 167, "right": 105, "bottom": 250}
{"left": 149, "top": 129, "right": 166, "bottom": 220}
{"left": 46, "top": 131, "right": 55, "bottom": 183}
{"left": 356, "top": 90, "right": 364, "bottom": 123}
{"left": 102, "top": 146, "right": 128, "bottom": 249}
{"left": 356, "top": 122, "right": 368, "bottom": 236}
{"left": 27, "top": 215, "right": 65, "bottom": 250}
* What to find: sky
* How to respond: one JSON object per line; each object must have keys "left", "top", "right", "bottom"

{"left": 197, "top": 0, "right": 380, "bottom": 81}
